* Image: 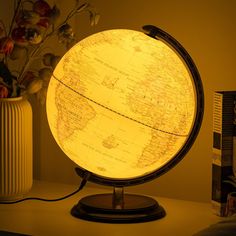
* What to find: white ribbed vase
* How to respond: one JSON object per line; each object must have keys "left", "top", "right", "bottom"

{"left": 0, "top": 96, "right": 32, "bottom": 201}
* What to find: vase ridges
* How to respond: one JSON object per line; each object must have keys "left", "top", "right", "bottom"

{"left": 0, "top": 98, "right": 32, "bottom": 200}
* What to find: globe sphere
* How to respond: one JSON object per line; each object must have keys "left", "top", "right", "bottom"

{"left": 46, "top": 29, "right": 201, "bottom": 181}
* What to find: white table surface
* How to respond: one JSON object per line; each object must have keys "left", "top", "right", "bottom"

{"left": 0, "top": 180, "right": 221, "bottom": 236}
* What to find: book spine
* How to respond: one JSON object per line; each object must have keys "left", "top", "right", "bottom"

{"left": 233, "top": 97, "right": 236, "bottom": 176}
{"left": 212, "top": 91, "right": 236, "bottom": 216}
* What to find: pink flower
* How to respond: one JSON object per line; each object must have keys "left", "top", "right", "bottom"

{"left": 33, "top": 0, "right": 51, "bottom": 17}
{"left": 0, "top": 37, "right": 14, "bottom": 55}
{"left": 11, "top": 27, "right": 28, "bottom": 46}
{"left": 0, "top": 84, "right": 9, "bottom": 98}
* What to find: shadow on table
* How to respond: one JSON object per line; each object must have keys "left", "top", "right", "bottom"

{"left": 0, "top": 231, "right": 30, "bottom": 236}
{"left": 193, "top": 215, "right": 236, "bottom": 236}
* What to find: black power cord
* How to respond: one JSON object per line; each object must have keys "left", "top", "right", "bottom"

{"left": 0, "top": 172, "right": 91, "bottom": 204}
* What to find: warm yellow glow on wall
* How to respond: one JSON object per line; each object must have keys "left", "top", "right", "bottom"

{"left": 46, "top": 29, "right": 196, "bottom": 180}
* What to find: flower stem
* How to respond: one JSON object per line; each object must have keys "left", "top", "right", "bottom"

{"left": 0, "top": 20, "right": 7, "bottom": 36}
{"left": 8, "top": 0, "right": 22, "bottom": 38}
{"left": 3, "top": 0, "right": 22, "bottom": 65}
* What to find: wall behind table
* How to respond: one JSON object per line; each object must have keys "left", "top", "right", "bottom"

{"left": 2, "top": 0, "right": 235, "bottom": 202}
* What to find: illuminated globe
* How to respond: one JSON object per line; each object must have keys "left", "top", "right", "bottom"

{"left": 46, "top": 28, "right": 203, "bottom": 184}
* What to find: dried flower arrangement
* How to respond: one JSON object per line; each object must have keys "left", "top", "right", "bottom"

{"left": 0, "top": 0, "right": 99, "bottom": 102}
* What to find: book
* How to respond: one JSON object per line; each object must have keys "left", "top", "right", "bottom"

{"left": 212, "top": 91, "right": 236, "bottom": 216}
{"left": 233, "top": 98, "right": 236, "bottom": 176}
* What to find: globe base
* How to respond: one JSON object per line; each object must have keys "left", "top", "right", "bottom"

{"left": 71, "top": 193, "right": 166, "bottom": 223}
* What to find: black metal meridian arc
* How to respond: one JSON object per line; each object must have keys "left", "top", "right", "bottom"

{"left": 75, "top": 25, "right": 204, "bottom": 187}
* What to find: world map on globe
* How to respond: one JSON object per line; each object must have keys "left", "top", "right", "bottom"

{"left": 46, "top": 29, "right": 196, "bottom": 179}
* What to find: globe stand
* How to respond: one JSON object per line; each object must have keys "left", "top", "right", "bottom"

{"left": 71, "top": 187, "right": 166, "bottom": 223}
{"left": 47, "top": 26, "right": 204, "bottom": 224}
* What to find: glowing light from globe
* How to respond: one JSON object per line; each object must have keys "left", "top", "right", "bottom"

{"left": 46, "top": 29, "right": 197, "bottom": 180}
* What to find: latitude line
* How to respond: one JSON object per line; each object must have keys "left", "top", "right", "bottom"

{"left": 52, "top": 74, "right": 187, "bottom": 137}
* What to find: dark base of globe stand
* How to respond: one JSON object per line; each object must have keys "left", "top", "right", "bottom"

{"left": 71, "top": 189, "right": 166, "bottom": 223}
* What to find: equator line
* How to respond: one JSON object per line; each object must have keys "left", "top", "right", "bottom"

{"left": 52, "top": 75, "right": 187, "bottom": 137}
